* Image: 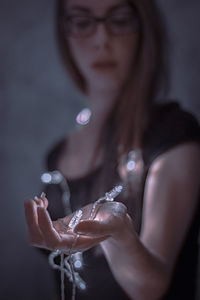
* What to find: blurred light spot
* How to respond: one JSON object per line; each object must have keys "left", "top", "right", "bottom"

{"left": 116, "top": 185, "right": 123, "bottom": 193}
{"left": 80, "top": 282, "right": 86, "bottom": 290}
{"left": 74, "top": 260, "right": 82, "bottom": 269}
{"left": 127, "top": 160, "right": 136, "bottom": 171}
{"left": 51, "top": 171, "right": 63, "bottom": 184}
{"left": 41, "top": 171, "right": 63, "bottom": 184}
{"left": 76, "top": 108, "right": 91, "bottom": 125}
{"left": 41, "top": 173, "right": 52, "bottom": 183}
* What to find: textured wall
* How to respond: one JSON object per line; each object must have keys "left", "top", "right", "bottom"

{"left": 0, "top": 0, "right": 199, "bottom": 299}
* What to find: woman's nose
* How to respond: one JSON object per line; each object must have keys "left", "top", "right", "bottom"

{"left": 92, "top": 23, "right": 111, "bottom": 50}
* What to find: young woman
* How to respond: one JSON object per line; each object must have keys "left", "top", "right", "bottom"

{"left": 24, "top": 0, "right": 200, "bottom": 299}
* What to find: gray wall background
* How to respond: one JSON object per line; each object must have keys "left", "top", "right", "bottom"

{"left": 0, "top": 0, "right": 200, "bottom": 299}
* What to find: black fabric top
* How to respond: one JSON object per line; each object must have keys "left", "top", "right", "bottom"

{"left": 44, "top": 102, "right": 200, "bottom": 300}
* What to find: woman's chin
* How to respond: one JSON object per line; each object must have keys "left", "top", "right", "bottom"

{"left": 93, "top": 80, "right": 120, "bottom": 93}
{"left": 88, "top": 74, "right": 122, "bottom": 93}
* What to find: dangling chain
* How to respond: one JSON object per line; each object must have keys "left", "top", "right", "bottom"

{"left": 49, "top": 184, "right": 123, "bottom": 300}
{"left": 49, "top": 210, "right": 84, "bottom": 300}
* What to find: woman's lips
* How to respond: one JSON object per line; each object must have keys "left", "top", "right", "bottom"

{"left": 91, "top": 61, "right": 117, "bottom": 71}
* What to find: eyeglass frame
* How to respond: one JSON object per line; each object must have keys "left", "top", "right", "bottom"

{"left": 61, "top": 8, "right": 140, "bottom": 38}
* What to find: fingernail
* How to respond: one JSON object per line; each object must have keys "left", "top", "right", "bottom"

{"left": 34, "top": 196, "right": 39, "bottom": 201}
{"left": 40, "top": 192, "right": 46, "bottom": 198}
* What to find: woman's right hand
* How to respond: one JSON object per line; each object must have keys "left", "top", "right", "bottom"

{"left": 24, "top": 195, "right": 130, "bottom": 254}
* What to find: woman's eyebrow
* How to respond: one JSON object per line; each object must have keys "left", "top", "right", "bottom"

{"left": 109, "top": 3, "right": 133, "bottom": 12}
{"left": 68, "top": 6, "right": 90, "bottom": 13}
{"left": 68, "top": 3, "right": 132, "bottom": 14}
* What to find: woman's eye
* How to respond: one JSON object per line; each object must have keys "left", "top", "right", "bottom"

{"left": 109, "top": 14, "right": 134, "bottom": 26}
{"left": 71, "top": 17, "right": 92, "bottom": 29}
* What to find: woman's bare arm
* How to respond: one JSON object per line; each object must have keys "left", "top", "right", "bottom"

{"left": 99, "top": 142, "right": 200, "bottom": 300}
{"left": 24, "top": 142, "right": 200, "bottom": 300}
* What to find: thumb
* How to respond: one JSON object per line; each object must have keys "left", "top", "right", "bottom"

{"left": 74, "top": 220, "right": 110, "bottom": 237}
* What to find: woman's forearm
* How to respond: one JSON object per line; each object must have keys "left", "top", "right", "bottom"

{"left": 101, "top": 224, "right": 170, "bottom": 300}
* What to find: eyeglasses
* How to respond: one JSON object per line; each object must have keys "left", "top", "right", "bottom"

{"left": 62, "top": 9, "right": 139, "bottom": 38}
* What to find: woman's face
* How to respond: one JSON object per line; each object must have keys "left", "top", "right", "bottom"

{"left": 65, "top": 0, "right": 139, "bottom": 93}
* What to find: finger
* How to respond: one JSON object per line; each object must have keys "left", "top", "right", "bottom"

{"left": 60, "top": 233, "right": 108, "bottom": 254}
{"left": 24, "top": 200, "right": 44, "bottom": 243}
{"left": 40, "top": 192, "right": 48, "bottom": 209}
{"left": 37, "top": 197, "right": 48, "bottom": 209}
{"left": 98, "top": 201, "right": 127, "bottom": 219}
{"left": 42, "top": 197, "right": 48, "bottom": 209}
{"left": 34, "top": 197, "right": 44, "bottom": 207}
{"left": 37, "top": 207, "right": 61, "bottom": 248}
{"left": 34, "top": 194, "right": 48, "bottom": 209}
{"left": 40, "top": 192, "right": 46, "bottom": 198}
{"left": 24, "top": 200, "right": 38, "bottom": 225}
{"left": 74, "top": 220, "right": 112, "bottom": 237}
{"left": 54, "top": 204, "right": 96, "bottom": 231}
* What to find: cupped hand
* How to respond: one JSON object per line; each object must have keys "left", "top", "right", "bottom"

{"left": 74, "top": 201, "right": 133, "bottom": 239}
{"left": 24, "top": 195, "right": 132, "bottom": 254}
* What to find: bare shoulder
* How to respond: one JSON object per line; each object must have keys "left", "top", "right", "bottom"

{"left": 149, "top": 141, "right": 200, "bottom": 180}
{"left": 140, "top": 142, "right": 200, "bottom": 267}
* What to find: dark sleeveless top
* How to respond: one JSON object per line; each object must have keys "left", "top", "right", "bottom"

{"left": 44, "top": 102, "right": 200, "bottom": 300}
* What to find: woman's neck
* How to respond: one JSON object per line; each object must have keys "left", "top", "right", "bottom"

{"left": 58, "top": 89, "right": 119, "bottom": 178}
{"left": 68, "top": 88, "right": 118, "bottom": 165}
{"left": 86, "top": 88, "right": 118, "bottom": 133}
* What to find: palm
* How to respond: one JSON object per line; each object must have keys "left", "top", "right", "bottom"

{"left": 24, "top": 197, "right": 129, "bottom": 254}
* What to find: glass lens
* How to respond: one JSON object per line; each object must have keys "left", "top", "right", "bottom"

{"left": 107, "top": 12, "right": 139, "bottom": 35}
{"left": 65, "top": 16, "right": 95, "bottom": 37}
